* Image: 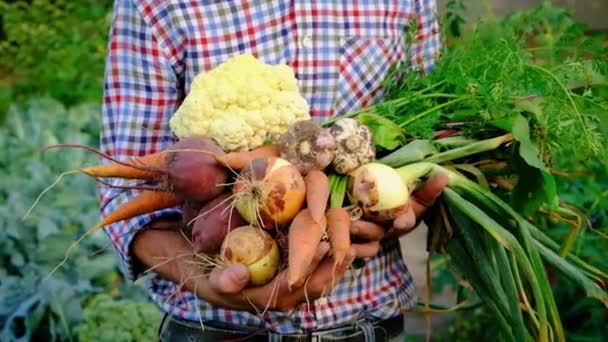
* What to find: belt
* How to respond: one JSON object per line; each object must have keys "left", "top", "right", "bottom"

{"left": 159, "top": 314, "right": 404, "bottom": 342}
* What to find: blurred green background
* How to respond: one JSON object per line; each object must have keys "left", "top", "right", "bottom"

{"left": 0, "top": 1, "right": 605, "bottom": 341}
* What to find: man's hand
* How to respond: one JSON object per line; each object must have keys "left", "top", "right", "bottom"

{"left": 349, "top": 172, "right": 449, "bottom": 257}
{"left": 204, "top": 242, "right": 355, "bottom": 312}
{"left": 133, "top": 226, "right": 355, "bottom": 313}
{"left": 387, "top": 172, "right": 449, "bottom": 237}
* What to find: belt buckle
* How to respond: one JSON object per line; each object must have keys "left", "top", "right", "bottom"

{"left": 268, "top": 331, "right": 318, "bottom": 342}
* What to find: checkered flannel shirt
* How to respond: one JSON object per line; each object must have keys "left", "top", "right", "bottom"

{"left": 100, "top": 0, "right": 441, "bottom": 334}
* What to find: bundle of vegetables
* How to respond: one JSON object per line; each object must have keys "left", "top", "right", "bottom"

{"left": 319, "top": 5, "right": 607, "bottom": 342}
{"left": 28, "top": 5, "right": 607, "bottom": 341}
{"left": 29, "top": 54, "right": 378, "bottom": 288}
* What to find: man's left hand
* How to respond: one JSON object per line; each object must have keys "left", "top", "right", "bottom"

{"left": 349, "top": 172, "right": 449, "bottom": 258}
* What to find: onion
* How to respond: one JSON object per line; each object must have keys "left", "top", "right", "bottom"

{"left": 348, "top": 162, "right": 409, "bottom": 224}
{"left": 233, "top": 157, "right": 306, "bottom": 229}
{"left": 220, "top": 225, "right": 280, "bottom": 286}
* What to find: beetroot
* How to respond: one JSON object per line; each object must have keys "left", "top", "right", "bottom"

{"left": 166, "top": 136, "right": 228, "bottom": 202}
{"left": 192, "top": 193, "right": 247, "bottom": 254}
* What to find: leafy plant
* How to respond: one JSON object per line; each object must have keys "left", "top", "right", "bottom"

{"left": 0, "top": 0, "right": 113, "bottom": 117}
{"left": 74, "top": 294, "right": 161, "bottom": 342}
{"left": 0, "top": 98, "right": 155, "bottom": 341}
{"left": 401, "top": 2, "right": 608, "bottom": 341}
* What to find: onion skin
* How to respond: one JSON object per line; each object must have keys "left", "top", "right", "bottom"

{"left": 233, "top": 157, "right": 306, "bottom": 229}
{"left": 348, "top": 162, "right": 409, "bottom": 224}
{"left": 220, "top": 226, "right": 280, "bottom": 286}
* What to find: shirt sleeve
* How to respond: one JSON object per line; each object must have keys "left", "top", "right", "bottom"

{"left": 99, "top": 0, "right": 183, "bottom": 281}
{"left": 410, "top": 0, "right": 442, "bottom": 73}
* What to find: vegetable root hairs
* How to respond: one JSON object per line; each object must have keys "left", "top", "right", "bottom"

{"left": 45, "top": 190, "right": 183, "bottom": 280}
{"left": 22, "top": 169, "right": 80, "bottom": 220}
{"left": 24, "top": 143, "right": 169, "bottom": 220}
{"left": 186, "top": 191, "right": 239, "bottom": 227}
{"left": 42, "top": 144, "right": 168, "bottom": 178}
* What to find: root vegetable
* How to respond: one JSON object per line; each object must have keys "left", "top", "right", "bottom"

{"left": 329, "top": 118, "right": 375, "bottom": 174}
{"left": 277, "top": 119, "right": 336, "bottom": 175}
{"left": 181, "top": 200, "right": 205, "bottom": 236}
{"left": 38, "top": 137, "right": 229, "bottom": 204}
{"left": 348, "top": 162, "right": 409, "bottom": 224}
{"left": 287, "top": 208, "right": 326, "bottom": 288}
{"left": 192, "top": 193, "right": 247, "bottom": 254}
{"left": 233, "top": 157, "right": 306, "bottom": 229}
{"left": 48, "top": 190, "right": 184, "bottom": 278}
{"left": 304, "top": 170, "right": 330, "bottom": 225}
{"left": 165, "top": 137, "right": 228, "bottom": 202}
{"left": 97, "top": 191, "right": 183, "bottom": 231}
{"left": 217, "top": 144, "right": 281, "bottom": 171}
{"left": 326, "top": 207, "right": 351, "bottom": 267}
{"left": 41, "top": 144, "right": 167, "bottom": 180}
{"left": 80, "top": 151, "right": 166, "bottom": 180}
{"left": 220, "top": 225, "right": 280, "bottom": 286}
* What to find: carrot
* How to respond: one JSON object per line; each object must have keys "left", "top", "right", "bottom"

{"left": 326, "top": 207, "right": 351, "bottom": 267}
{"left": 287, "top": 208, "right": 326, "bottom": 288}
{"left": 80, "top": 152, "right": 166, "bottom": 180}
{"left": 43, "top": 143, "right": 167, "bottom": 180}
{"left": 93, "top": 190, "right": 182, "bottom": 230}
{"left": 217, "top": 144, "right": 280, "bottom": 171}
{"left": 304, "top": 170, "right": 330, "bottom": 225}
{"left": 47, "top": 190, "right": 183, "bottom": 279}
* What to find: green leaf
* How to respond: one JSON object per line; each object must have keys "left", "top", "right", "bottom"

{"left": 511, "top": 151, "right": 559, "bottom": 216}
{"left": 37, "top": 217, "right": 59, "bottom": 240}
{"left": 379, "top": 139, "right": 437, "bottom": 167}
{"left": 357, "top": 113, "right": 406, "bottom": 150}
{"left": 511, "top": 114, "right": 548, "bottom": 171}
{"left": 509, "top": 113, "right": 560, "bottom": 213}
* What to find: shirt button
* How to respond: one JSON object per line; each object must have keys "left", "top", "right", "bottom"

{"left": 301, "top": 35, "right": 312, "bottom": 49}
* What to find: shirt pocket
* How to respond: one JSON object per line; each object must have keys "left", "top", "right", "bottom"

{"left": 332, "top": 35, "right": 405, "bottom": 117}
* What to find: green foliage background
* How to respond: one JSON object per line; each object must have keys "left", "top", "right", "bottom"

{"left": 0, "top": 0, "right": 605, "bottom": 341}
{"left": 0, "top": 1, "right": 161, "bottom": 341}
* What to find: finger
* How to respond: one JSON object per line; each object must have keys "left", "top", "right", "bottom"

{"left": 388, "top": 209, "right": 417, "bottom": 237}
{"left": 351, "top": 241, "right": 380, "bottom": 258}
{"left": 290, "top": 241, "right": 331, "bottom": 288}
{"left": 311, "top": 249, "right": 356, "bottom": 296}
{"left": 350, "top": 220, "right": 385, "bottom": 241}
{"left": 410, "top": 172, "right": 449, "bottom": 217}
{"left": 266, "top": 242, "right": 332, "bottom": 310}
{"left": 208, "top": 263, "right": 250, "bottom": 295}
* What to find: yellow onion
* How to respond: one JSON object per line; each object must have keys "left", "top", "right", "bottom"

{"left": 348, "top": 162, "right": 409, "bottom": 224}
{"left": 233, "top": 157, "right": 306, "bottom": 229}
{"left": 220, "top": 226, "right": 280, "bottom": 286}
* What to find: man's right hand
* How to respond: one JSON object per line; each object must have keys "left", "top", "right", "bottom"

{"left": 204, "top": 242, "right": 356, "bottom": 313}
{"left": 133, "top": 225, "right": 356, "bottom": 314}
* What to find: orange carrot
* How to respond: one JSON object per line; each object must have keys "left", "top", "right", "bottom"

{"left": 287, "top": 208, "right": 326, "bottom": 288}
{"left": 217, "top": 144, "right": 280, "bottom": 171}
{"left": 80, "top": 152, "right": 167, "bottom": 180}
{"left": 48, "top": 190, "right": 183, "bottom": 280}
{"left": 326, "top": 207, "right": 351, "bottom": 267}
{"left": 92, "top": 190, "right": 182, "bottom": 232}
{"left": 42, "top": 144, "right": 168, "bottom": 180}
{"left": 304, "top": 170, "right": 330, "bottom": 225}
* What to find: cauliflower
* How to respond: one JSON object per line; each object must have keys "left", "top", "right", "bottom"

{"left": 169, "top": 54, "right": 311, "bottom": 152}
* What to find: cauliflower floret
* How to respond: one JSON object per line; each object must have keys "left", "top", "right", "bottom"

{"left": 170, "top": 54, "right": 311, "bottom": 152}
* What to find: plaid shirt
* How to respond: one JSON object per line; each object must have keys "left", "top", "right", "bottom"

{"left": 100, "top": 0, "right": 440, "bottom": 334}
